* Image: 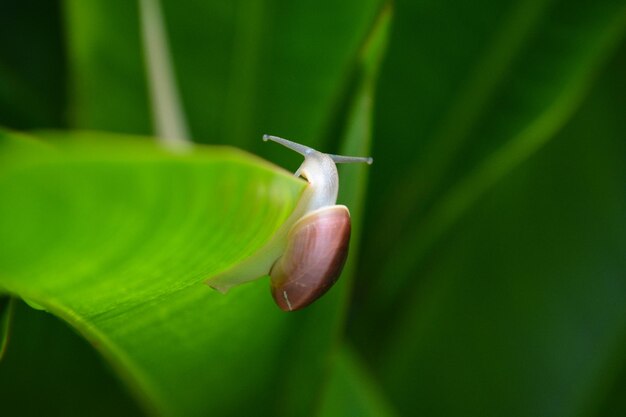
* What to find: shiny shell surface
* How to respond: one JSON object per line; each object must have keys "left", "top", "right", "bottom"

{"left": 270, "top": 205, "right": 351, "bottom": 311}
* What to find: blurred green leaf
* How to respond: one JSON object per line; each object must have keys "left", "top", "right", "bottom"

{"left": 0, "top": 300, "right": 144, "bottom": 417}
{"left": 337, "top": 0, "right": 391, "bottom": 284}
{"left": 0, "top": 130, "right": 311, "bottom": 416}
{"left": 317, "top": 344, "right": 397, "bottom": 417}
{"left": 362, "top": 0, "right": 626, "bottom": 309}
{"left": 0, "top": 297, "right": 13, "bottom": 361}
{"left": 64, "top": 0, "right": 152, "bottom": 134}
{"left": 340, "top": 0, "right": 626, "bottom": 416}
{"left": 379, "top": 78, "right": 626, "bottom": 416}
{"left": 64, "top": 0, "right": 382, "bottom": 152}
{"left": 364, "top": 34, "right": 626, "bottom": 417}
{"left": 0, "top": 1, "right": 67, "bottom": 129}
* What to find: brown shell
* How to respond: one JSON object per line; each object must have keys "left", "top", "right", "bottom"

{"left": 270, "top": 205, "right": 351, "bottom": 311}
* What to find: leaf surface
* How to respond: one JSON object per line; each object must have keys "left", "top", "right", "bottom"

{"left": 0, "top": 130, "right": 309, "bottom": 416}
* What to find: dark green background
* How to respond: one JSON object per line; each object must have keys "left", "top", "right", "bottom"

{"left": 1, "top": 0, "right": 625, "bottom": 416}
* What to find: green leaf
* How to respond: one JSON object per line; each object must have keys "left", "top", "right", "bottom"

{"left": 64, "top": 0, "right": 383, "bottom": 152}
{"left": 357, "top": 29, "right": 626, "bottom": 417}
{"left": 0, "top": 1, "right": 66, "bottom": 129}
{"left": 343, "top": 0, "right": 626, "bottom": 416}
{"left": 360, "top": 0, "right": 626, "bottom": 321}
{"left": 64, "top": 0, "right": 152, "bottom": 134}
{"left": 378, "top": 65, "right": 626, "bottom": 416}
{"left": 0, "top": 296, "right": 14, "bottom": 361}
{"left": 0, "top": 130, "right": 309, "bottom": 416}
{"left": 317, "top": 344, "right": 397, "bottom": 417}
{"left": 0, "top": 301, "right": 144, "bottom": 416}
{"left": 330, "top": 1, "right": 392, "bottom": 313}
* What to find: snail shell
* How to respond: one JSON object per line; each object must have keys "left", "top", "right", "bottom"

{"left": 270, "top": 205, "right": 351, "bottom": 311}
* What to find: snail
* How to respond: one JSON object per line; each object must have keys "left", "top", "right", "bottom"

{"left": 206, "top": 135, "right": 372, "bottom": 311}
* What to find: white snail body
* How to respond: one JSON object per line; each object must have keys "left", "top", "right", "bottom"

{"left": 206, "top": 135, "right": 372, "bottom": 311}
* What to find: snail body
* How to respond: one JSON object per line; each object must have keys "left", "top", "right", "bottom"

{"left": 206, "top": 135, "right": 372, "bottom": 311}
